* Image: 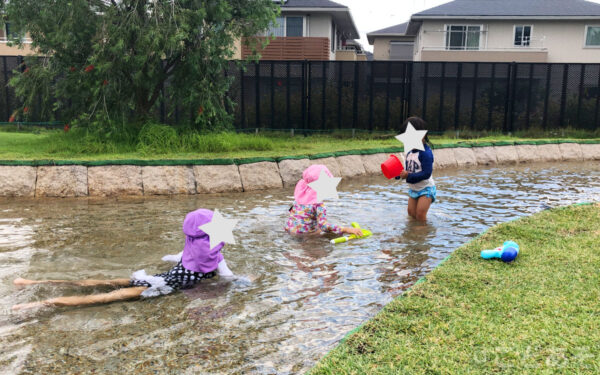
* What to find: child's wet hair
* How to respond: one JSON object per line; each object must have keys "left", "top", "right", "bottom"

{"left": 401, "top": 116, "right": 434, "bottom": 149}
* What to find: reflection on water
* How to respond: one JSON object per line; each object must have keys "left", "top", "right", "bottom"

{"left": 0, "top": 162, "right": 599, "bottom": 374}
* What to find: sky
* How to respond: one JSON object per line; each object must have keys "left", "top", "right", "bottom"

{"left": 335, "top": 0, "right": 453, "bottom": 51}
{"left": 334, "top": 0, "right": 600, "bottom": 52}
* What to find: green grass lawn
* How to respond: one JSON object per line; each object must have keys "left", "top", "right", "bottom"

{"left": 0, "top": 130, "right": 398, "bottom": 160}
{"left": 1, "top": 128, "right": 599, "bottom": 161}
{"left": 310, "top": 204, "right": 600, "bottom": 374}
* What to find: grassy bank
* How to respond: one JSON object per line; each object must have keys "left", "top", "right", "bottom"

{"left": 311, "top": 204, "right": 600, "bottom": 374}
{"left": 1, "top": 125, "right": 599, "bottom": 161}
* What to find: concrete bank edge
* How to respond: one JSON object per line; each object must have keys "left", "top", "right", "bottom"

{"left": 1, "top": 142, "right": 599, "bottom": 198}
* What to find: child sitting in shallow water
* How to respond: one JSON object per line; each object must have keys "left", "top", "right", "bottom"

{"left": 285, "top": 164, "right": 362, "bottom": 237}
{"left": 12, "top": 209, "right": 234, "bottom": 310}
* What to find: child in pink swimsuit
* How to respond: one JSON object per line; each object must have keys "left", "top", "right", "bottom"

{"left": 285, "top": 165, "right": 362, "bottom": 237}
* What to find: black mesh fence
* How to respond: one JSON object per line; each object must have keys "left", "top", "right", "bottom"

{"left": 226, "top": 61, "right": 600, "bottom": 133}
{"left": 0, "top": 56, "right": 23, "bottom": 121}
{"left": 1, "top": 57, "right": 599, "bottom": 133}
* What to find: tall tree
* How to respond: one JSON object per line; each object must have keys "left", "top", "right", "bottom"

{"left": 3, "top": 0, "right": 277, "bottom": 130}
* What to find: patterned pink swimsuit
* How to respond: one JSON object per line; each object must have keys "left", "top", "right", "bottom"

{"left": 285, "top": 202, "right": 343, "bottom": 235}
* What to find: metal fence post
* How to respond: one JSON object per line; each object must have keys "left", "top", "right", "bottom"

{"left": 399, "top": 62, "right": 406, "bottom": 122}
{"left": 406, "top": 62, "right": 413, "bottom": 118}
{"left": 542, "top": 63, "right": 552, "bottom": 130}
{"left": 559, "top": 64, "right": 569, "bottom": 128}
{"left": 270, "top": 62, "right": 275, "bottom": 129}
{"left": 301, "top": 60, "right": 306, "bottom": 133}
{"left": 322, "top": 62, "right": 327, "bottom": 130}
{"left": 487, "top": 63, "right": 496, "bottom": 131}
{"left": 352, "top": 61, "right": 359, "bottom": 130}
{"left": 223, "top": 67, "right": 231, "bottom": 124}
{"left": 577, "top": 63, "right": 585, "bottom": 128}
{"left": 470, "top": 62, "right": 479, "bottom": 130}
{"left": 503, "top": 63, "right": 512, "bottom": 133}
{"left": 240, "top": 65, "right": 246, "bottom": 129}
{"left": 595, "top": 64, "right": 600, "bottom": 129}
{"left": 385, "top": 61, "right": 391, "bottom": 130}
{"left": 525, "top": 63, "right": 534, "bottom": 130}
{"left": 337, "top": 61, "right": 343, "bottom": 129}
{"left": 454, "top": 62, "right": 463, "bottom": 130}
{"left": 255, "top": 63, "right": 260, "bottom": 128}
{"left": 3, "top": 56, "right": 11, "bottom": 120}
{"left": 368, "top": 61, "right": 374, "bottom": 131}
{"left": 286, "top": 61, "right": 291, "bottom": 129}
{"left": 509, "top": 62, "right": 518, "bottom": 133}
{"left": 421, "top": 62, "right": 428, "bottom": 121}
{"left": 303, "top": 60, "right": 309, "bottom": 134}
{"left": 438, "top": 61, "right": 446, "bottom": 132}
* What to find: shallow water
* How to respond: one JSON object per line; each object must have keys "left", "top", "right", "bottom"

{"left": 1, "top": 162, "right": 599, "bottom": 374}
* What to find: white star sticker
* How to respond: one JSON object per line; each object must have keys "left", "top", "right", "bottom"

{"left": 308, "top": 169, "right": 342, "bottom": 202}
{"left": 395, "top": 122, "right": 428, "bottom": 154}
{"left": 199, "top": 209, "right": 238, "bottom": 249}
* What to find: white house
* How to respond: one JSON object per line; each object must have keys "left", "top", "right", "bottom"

{"left": 368, "top": 0, "right": 600, "bottom": 62}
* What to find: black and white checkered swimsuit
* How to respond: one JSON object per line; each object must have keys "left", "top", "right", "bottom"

{"left": 130, "top": 261, "right": 216, "bottom": 291}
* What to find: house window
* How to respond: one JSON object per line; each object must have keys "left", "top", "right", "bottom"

{"left": 266, "top": 16, "right": 304, "bottom": 37}
{"left": 390, "top": 42, "right": 414, "bottom": 60}
{"left": 445, "top": 25, "right": 481, "bottom": 50}
{"left": 3, "top": 23, "right": 20, "bottom": 41}
{"left": 585, "top": 26, "right": 600, "bottom": 47}
{"left": 514, "top": 25, "right": 532, "bottom": 46}
{"left": 267, "top": 17, "right": 285, "bottom": 37}
{"left": 286, "top": 17, "right": 303, "bottom": 37}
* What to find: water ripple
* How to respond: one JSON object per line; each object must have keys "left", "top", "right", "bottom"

{"left": 0, "top": 162, "right": 599, "bottom": 374}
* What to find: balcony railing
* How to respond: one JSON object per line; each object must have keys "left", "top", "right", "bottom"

{"left": 241, "top": 37, "right": 330, "bottom": 61}
{"left": 422, "top": 46, "right": 547, "bottom": 52}
{"left": 420, "top": 46, "right": 548, "bottom": 62}
{"left": 422, "top": 36, "right": 547, "bottom": 53}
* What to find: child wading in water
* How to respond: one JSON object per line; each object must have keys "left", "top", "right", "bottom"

{"left": 286, "top": 164, "right": 362, "bottom": 237}
{"left": 396, "top": 116, "right": 436, "bottom": 221}
{"left": 12, "top": 209, "right": 234, "bottom": 310}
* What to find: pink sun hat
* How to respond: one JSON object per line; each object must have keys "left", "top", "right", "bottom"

{"left": 293, "top": 164, "right": 333, "bottom": 205}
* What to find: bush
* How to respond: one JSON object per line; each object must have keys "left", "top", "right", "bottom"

{"left": 136, "top": 123, "right": 180, "bottom": 154}
{"left": 189, "top": 132, "right": 274, "bottom": 153}
{"left": 135, "top": 125, "right": 275, "bottom": 154}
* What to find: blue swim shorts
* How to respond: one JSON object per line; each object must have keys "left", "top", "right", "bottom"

{"left": 408, "top": 186, "right": 436, "bottom": 203}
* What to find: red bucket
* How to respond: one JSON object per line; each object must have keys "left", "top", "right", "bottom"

{"left": 381, "top": 155, "right": 404, "bottom": 179}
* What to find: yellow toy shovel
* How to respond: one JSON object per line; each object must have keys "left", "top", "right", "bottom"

{"left": 330, "top": 222, "right": 372, "bottom": 244}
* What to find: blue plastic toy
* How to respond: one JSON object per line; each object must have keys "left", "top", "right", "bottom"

{"left": 481, "top": 241, "right": 519, "bottom": 263}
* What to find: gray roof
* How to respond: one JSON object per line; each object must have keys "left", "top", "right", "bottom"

{"left": 367, "top": 22, "right": 416, "bottom": 44}
{"left": 279, "top": 0, "right": 346, "bottom": 8}
{"left": 369, "top": 22, "right": 410, "bottom": 35}
{"left": 413, "top": 0, "right": 600, "bottom": 18}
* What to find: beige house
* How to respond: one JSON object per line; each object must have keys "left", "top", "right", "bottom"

{"left": 369, "top": 0, "right": 600, "bottom": 63}
{"left": 367, "top": 22, "right": 415, "bottom": 61}
{"left": 236, "top": 0, "right": 366, "bottom": 61}
{"left": 0, "top": 23, "right": 33, "bottom": 56}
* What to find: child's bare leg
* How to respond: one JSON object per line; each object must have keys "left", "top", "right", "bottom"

{"left": 12, "top": 286, "right": 147, "bottom": 310}
{"left": 13, "top": 277, "right": 131, "bottom": 287}
{"left": 407, "top": 197, "right": 418, "bottom": 219}
{"left": 415, "top": 196, "right": 433, "bottom": 221}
